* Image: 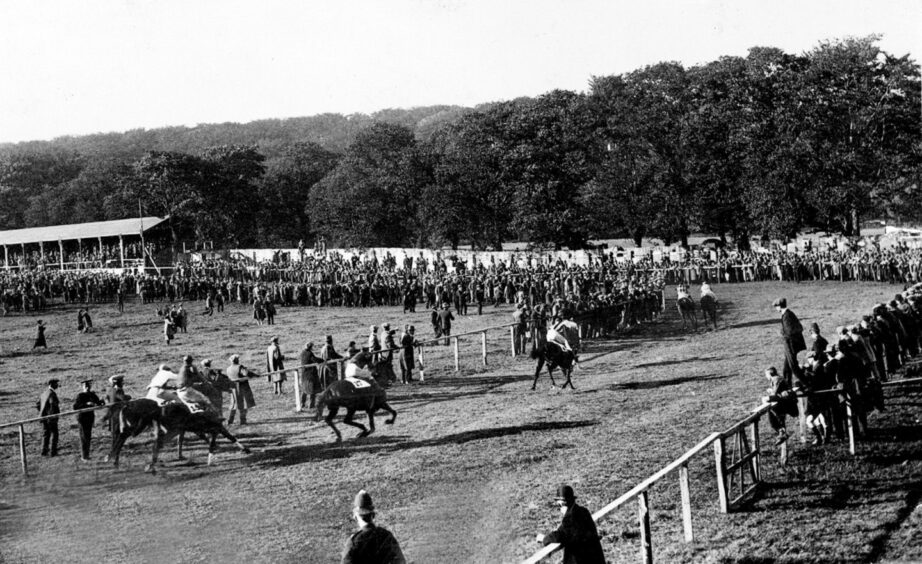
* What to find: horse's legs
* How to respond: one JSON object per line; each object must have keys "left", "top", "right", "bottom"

{"left": 532, "top": 357, "right": 545, "bottom": 390}
{"left": 341, "top": 407, "right": 369, "bottom": 438}
{"left": 562, "top": 368, "right": 575, "bottom": 390}
{"left": 216, "top": 425, "right": 250, "bottom": 453}
{"left": 177, "top": 431, "right": 186, "bottom": 460}
{"left": 146, "top": 421, "right": 161, "bottom": 474}
{"left": 325, "top": 406, "right": 343, "bottom": 443}
{"left": 365, "top": 411, "right": 376, "bottom": 437}
{"left": 108, "top": 431, "right": 129, "bottom": 467}
{"left": 380, "top": 402, "right": 397, "bottom": 425}
{"left": 547, "top": 364, "right": 557, "bottom": 388}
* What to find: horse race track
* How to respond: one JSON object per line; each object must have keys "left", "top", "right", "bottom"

{"left": 1, "top": 281, "right": 920, "bottom": 563}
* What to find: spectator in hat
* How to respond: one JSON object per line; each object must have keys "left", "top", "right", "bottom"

{"left": 761, "top": 366, "right": 797, "bottom": 446}
{"left": 200, "top": 359, "right": 231, "bottom": 416}
{"left": 102, "top": 375, "right": 131, "bottom": 452}
{"left": 33, "top": 320, "right": 47, "bottom": 350}
{"left": 37, "top": 379, "right": 60, "bottom": 456}
{"left": 319, "top": 335, "right": 343, "bottom": 388}
{"left": 342, "top": 489, "right": 405, "bottom": 564}
{"left": 226, "top": 354, "right": 256, "bottom": 425}
{"left": 73, "top": 378, "right": 104, "bottom": 461}
{"left": 399, "top": 325, "right": 417, "bottom": 384}
{"left": 346, "top": 341, "right": 360, "bottom": 359}
{"left": 773, "top": 298, "right": 806, "bottom": 388}
{"left": 809, "top": 323, "right": 829, "bottom": 365}
{"left": 368, "top": 325, "right": 381, "bottom": 362}
{"left": 438, "top": 303, "right": 455, "bottom": 346}
{"left": 535, "top": 484, "right": 606, "bottom": 564}
{"left": 266, "top": 336, "right": 286, "bottom": 395}
{"left": 299, "top": 341, "right": 322, "bottom": 409}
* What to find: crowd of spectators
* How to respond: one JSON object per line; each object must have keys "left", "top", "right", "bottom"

{"left": 1, "top": 241, "right": 153, "bottom": 270}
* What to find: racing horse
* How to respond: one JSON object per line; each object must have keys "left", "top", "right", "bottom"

{"left": 676, "top": 286, "right": 698, "bottom": 331}
{"left": 700, "top": 293, "right": 718, "bottom": 330}
{"left": 531, "top": 342, "right": 576, "bottom": 390}
{"left": 107, "top": 399, "right": 250, "bottom": 473}
{"left": 314, "top": 378, "right": 397, "bottom": 442}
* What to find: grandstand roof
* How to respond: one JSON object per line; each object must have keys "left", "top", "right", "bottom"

{"left": 0, "top": 217, "right": 167, "bottom": 247}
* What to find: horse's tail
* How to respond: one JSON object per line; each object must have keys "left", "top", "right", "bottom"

{"left": 529, "top": 345, "right": 542, "bottom": 360}
{"left": 314, "top": 391, "right": 327, "bottom": 422}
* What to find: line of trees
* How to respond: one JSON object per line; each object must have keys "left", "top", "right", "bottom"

{"left": 1, "top": 37, "right": 919, "bottom": 251}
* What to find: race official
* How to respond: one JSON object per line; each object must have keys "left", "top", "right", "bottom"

{"left": 342, "top": 489, "right": 406, "bottom": 564}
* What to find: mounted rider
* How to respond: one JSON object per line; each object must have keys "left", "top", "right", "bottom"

{"left": 700, "top": 282, "right": 716, "bottom": 299}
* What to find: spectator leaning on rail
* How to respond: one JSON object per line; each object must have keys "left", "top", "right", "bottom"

{"left": 341, "top": 489, "right": 406, "bottom": 564}
{"left": 761, "top": 366, "right": 798, "bottom": 446}
{"left": 535, "top": 484, "right": 606, "bottom": 564}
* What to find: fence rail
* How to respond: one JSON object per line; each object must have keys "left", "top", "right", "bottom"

{"left": 521, "top": 376, "right": 922, "bottom": 563}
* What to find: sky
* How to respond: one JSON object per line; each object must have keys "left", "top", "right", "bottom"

{"left": 0, "top": 0, "right": 918, "bottom": 144}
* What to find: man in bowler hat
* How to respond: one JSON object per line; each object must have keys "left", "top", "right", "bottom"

{"left": 774, "top": 298, "right": 806, "bottom": 387}
{"left": 342, "top": 489, "right": 405, "bottom": 564}
{"left": 37, "top": 379, "right": 60, "bottom": 456}
{"left": 536, "top": 484, "right": 606, "bottom": 564}
{"left": 73, "top": 378, "right": 104, "bottom": 461}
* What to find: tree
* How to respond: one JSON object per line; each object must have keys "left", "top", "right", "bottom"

{"left": 499, "top": 91, "right": 597, "bottom": 249}
{"left": 588, "top": 64, "right": 694, "bottom": 247}
{"left": 799, "top": 37, "right": 921, "bottom": 235}
{"left": 309, "top": 123, "right": 426, "bottom": 247}
{"left": 110, "top": 151, "right": 206, "bottom": 253}
{"left": 259, "top": 142, "right": 340, "bottom": 246}
{"left": 198, "top": 145, "right": 266, "bottom": 246}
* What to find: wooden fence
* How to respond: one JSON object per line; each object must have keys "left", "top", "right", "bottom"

{"left": 522, "top": 376, "right": 922, "bottom": 563}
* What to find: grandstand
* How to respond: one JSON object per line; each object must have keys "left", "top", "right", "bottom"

{"left": 0, "top": 217, "right": 170, "bottom": 271}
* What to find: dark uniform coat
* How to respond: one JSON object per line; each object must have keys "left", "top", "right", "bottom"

{"left": 543, "top": 503, "right": 606, "bottom": 564}
{"left": 341, "top": 524, "right": 406, "bottom": 564}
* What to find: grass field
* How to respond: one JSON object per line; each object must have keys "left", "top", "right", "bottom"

{"left": 0, "top": 281, "right": 920, "bottom": 563}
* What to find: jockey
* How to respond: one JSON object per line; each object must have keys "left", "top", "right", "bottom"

{"left": 344, "top": 348, "right": 376, "bottom": 382}
{"left": 546, "top": 316, "right": 573, "bottom": 353}
{"left": 700, "top": 282, "right": 716, "bottom": 299}
{"left": 676, "top": 285, "right": 690, "bottom": 301}
{"left": 146, "top": 364, "right": 181, "bottom": 406}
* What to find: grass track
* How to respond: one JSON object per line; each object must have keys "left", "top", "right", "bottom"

{"left": 0, "top": 281, "right": 920, "bottom": 563}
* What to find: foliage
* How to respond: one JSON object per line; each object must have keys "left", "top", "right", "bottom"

{"left": 0, "top": 37, "right": 919, "bottom": 250}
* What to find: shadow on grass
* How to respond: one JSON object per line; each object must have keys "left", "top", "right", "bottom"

{"left": 633, "top": 356, "right": 718, "bottom": 369}
{"left": 726, "top": 319, "right": 778, "bottom": 329}
{"left": 607, "top": 373, "right": 733, "bottom": 391}
{"left": 253, "top": 419, "right": 599, "bottom": 467}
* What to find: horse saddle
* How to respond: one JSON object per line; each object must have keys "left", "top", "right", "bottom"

{"left": 344, "top": 377, "right": 372, "bottom": 389}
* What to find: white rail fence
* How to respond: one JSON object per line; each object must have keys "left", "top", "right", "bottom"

{"left": 521, "top": 377, "right": 922, "bottom": 564}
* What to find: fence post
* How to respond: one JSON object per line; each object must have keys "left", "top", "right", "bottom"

{"left": 679, "top": 463, "right": 693, "bottom": 542}
{"left": 453, "top": 337, "right": 460, "bottom": 372}
{"left": 19, "top": 424, "right": 28, "bottom": 476}
{"left": 418, "top": 345, "right": 426, "bottom": 382}
{"left": 713, "top": 437, "right": 729, "bottom": 513}
{"left": 510, "top": 326, "right": 517, "bottom": 358}
{"left": 638, "top": 491, "right": 653, "bottom": 564}
{"left": 293, "top": 369, "right": 302, "bottom": 412}
{"left": 481, "top": 331, "right": 487, "bottom": 366}
{"left": 751, "top": 415, "right": 761, "bottom": 482}
{"left": 846, "top": 399, "right": 856, "bottom": 455}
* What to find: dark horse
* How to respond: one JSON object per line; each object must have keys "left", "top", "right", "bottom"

{"left": 314, "top": 378, "right": 397, "bottom": 442}
{"left": 531, "top": 343, "right": 576, "bottom": 390}
{"left": 677, "top": 296, "right": 697, "bottom": 331}
{"left": 108, "top": 399, "right": 249, "bottom": 473}
{"left": 700, "top": 293, "right": 718, "bottom": 330}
